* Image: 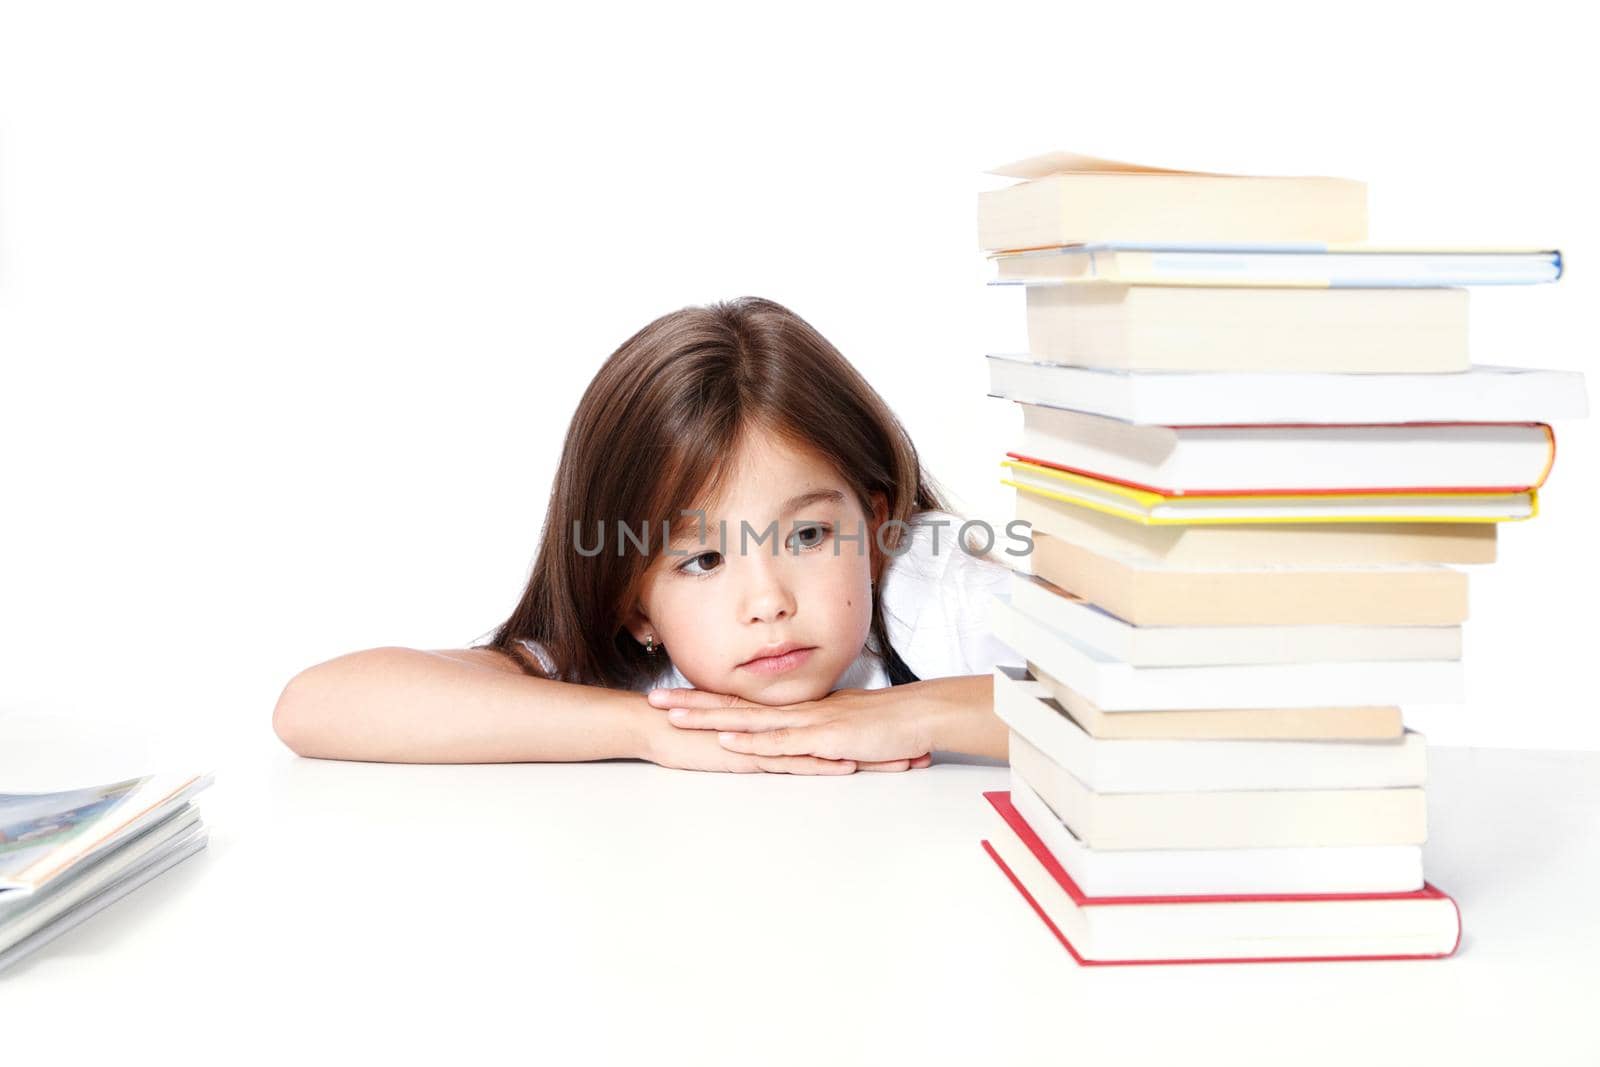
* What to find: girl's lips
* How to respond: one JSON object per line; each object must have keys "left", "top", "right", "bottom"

{"left": 739, "top": 647, "right": 815, "bottom": 674}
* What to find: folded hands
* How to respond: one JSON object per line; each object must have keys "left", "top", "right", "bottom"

{"left": 640, "top": 682, "right": 946, "bottom": 774}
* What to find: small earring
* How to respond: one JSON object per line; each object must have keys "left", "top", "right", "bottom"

{"left": 644, "top": 634, "right": 659, "bottom": 655}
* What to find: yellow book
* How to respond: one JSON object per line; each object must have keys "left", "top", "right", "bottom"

{"left": 1002, "top": 458, "right": 1537, "bottom": 525}
{"left": 1010, "top": 486, "right": 1498, "bottom": 566}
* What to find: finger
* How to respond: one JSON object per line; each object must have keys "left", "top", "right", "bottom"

{"left": 857, "top": 752, "right": 932, "bottom": 772}
{"left": 647, "top": 688, "right": 760, "bottom": 710}
{"left": 755, "top": 755, "right": 857, "bottom": 775}
{"left": 667, "top": 707, "right": 818, "bottom": 732}
{"left": 717, "top": 726, "right": 830, "bottom": 757}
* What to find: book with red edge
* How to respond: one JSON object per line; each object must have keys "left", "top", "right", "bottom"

{"left": 1011, "top": 407, "right": 1558, "bottom": 498}
{"left": 980, "top": 790, "right": 1461, "bottom": 965}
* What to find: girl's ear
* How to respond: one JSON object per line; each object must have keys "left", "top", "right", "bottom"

{"left": 618, "top": 599, "right": 652, "bottom": 645}
{"left": 866, "top": 490, "right": 889, "bottom": 576}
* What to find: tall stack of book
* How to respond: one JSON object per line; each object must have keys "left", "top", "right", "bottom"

{"left": 974, "top": 150, "right": 1589, "bottom": 965}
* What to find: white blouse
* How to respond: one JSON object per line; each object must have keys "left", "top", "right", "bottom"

{"left": 516, "top": 508, "right": 1026, "bottom": 692}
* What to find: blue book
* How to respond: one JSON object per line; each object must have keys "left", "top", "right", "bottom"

{"left": 988, "top": 241, "right": 1562, "bottom": 287}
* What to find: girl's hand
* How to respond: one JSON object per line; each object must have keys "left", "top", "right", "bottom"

{"left": 635, "top": 703, "right": 862, "bottom": 774}
{"left": 646, "top": 686, "right": 936, "bottom": 770}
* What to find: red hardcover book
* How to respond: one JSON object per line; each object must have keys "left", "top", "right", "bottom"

{"left": 981, "top": 790, "right": 1461, "bottom": 965}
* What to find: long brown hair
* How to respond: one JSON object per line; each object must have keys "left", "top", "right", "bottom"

{"left": 476, "top": 296, "right": 955, "bottom": 690}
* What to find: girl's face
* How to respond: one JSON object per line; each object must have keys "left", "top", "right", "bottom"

{"left": 625, "top": 431, "right": 886, "bottom": 705}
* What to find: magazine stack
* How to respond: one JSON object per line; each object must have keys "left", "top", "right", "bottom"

{"left": 1, "top": 771, "right": 213, "bottom": 973}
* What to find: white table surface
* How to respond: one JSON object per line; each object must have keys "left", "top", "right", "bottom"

{"left": 3, "top": 716, "right": 1597, "bottom": 1066}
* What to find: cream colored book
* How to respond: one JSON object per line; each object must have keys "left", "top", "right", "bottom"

{"left": 1013, "top": 488, "right": 1498, "bottom": 566}
{"left": 976, "top": 150, "right": 1367, "bottom": 252}
{"left": 1011, "top": 571, "right": 1462, "bottom": 667}
{"left": 993, "top": 665, "right": 1427, "bottom": 793}
{"left": 1025, "top": 283, "right": 1469, "bottom": 373}
{"left": 1009, "top": 731, "right": 1427, "bottom": 850}
{"left": 1028, "top": 530, "right": 1468, "bottom": 627}
{"left": 1027, "top": 660, "right": 1404, "bottom": 740}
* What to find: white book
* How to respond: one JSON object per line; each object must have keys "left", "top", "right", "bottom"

{"left": 1010, "top": 731, "right": 1428, "bottom": 850}
{"left": 990, "top": 597, "right": 1464, "bottom": 711}
{"left": 1016, "top": 403, "right": 1554, "bottom": 493}
{"left": 988, "top": 354, "right": 1589, "bottom": 425}
{"left": 1009, "top": 572, "right": 1462, "bottom": 666}
{"left": 993, "top": 665, "right": 1427, "bottom": 793}
{"left": 1006, "top": 770, "right": 1425, "bottom": 897}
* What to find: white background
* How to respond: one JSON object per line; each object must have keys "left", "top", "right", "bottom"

{"left": 2, "top": 0, "right": 1595, "bottom": 763}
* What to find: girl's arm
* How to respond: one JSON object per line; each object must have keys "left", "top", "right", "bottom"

{"left": 271, "top": 647, "right": 651, "bottom": 763}
{"left": 925, "top": 673, "right": 1009, "bottom": 761}
{"left": 271, "top": 646, "right": 868, "bottom": 772}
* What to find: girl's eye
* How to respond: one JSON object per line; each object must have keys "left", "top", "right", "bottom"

{"left": 788, "top": 523, "right": 831, "bottom": 552}
{"left": 677, "top": 551, "right": 722, "bottom": 578}
{"left": 674, "top": 525, "right": 830, "bottom": 577}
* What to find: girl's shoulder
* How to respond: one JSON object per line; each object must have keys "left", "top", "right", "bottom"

{"left": 884, "top": 509, "right": 1019, "bottom": 594}
{"left": 513, "top": 637, "right": 561, "bottom": 678}
{"left": 879, "top": 509, "right": 1025, "bottom": 679}
{"left": 512, "top": 636, "right": 683, "bottom": 693}
{"left": 434, "top": 646, "right": 528, "bottom": 675}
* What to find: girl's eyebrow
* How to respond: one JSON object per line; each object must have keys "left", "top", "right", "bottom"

{"left": 667, "top": 488, "right": 847, "bottom": 546}
{"left": 781, "top": 488, "right": 845, "bottom": 515}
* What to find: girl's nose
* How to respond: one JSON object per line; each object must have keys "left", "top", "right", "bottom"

{"left": 741, "top": 555, "right": 798, "bottom": 624}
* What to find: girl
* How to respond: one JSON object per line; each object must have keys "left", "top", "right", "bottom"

{"left": 271, "top": 296, "right": 1026, "bottom": 773}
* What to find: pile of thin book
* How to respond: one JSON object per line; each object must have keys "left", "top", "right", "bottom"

{"left": 974, "top": 149, "right": 1588, "bottom": 965}
{"left": 1, "top": 771, "right": 213, "bottom": 974}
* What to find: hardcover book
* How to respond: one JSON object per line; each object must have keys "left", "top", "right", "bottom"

{"left": 981, "top": 789, "right": 1460, "bottom": 964}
